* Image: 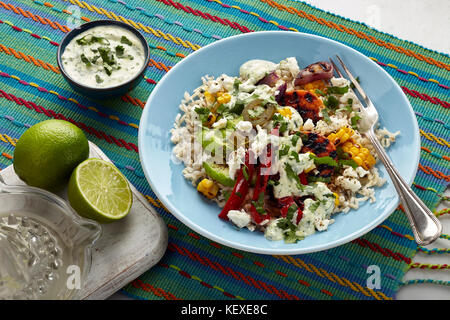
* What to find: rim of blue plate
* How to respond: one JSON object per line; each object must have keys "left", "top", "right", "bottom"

{"left": 138, "top": 31, "right": 420, "bottom": 255}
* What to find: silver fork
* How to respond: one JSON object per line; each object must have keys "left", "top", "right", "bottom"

{"left": 330, "top": 55, "right": 442, "bottom": 246}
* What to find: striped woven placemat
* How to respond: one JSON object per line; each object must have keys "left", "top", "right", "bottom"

{"left": 0, "top": 0, "right": 448, "bottom": 300}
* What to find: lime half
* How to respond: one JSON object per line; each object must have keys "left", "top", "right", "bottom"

{"left": 68, "top": 158, "right": 133, "bottom": 223}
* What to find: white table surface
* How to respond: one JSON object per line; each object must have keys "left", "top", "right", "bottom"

{"left": 109, "top": 0, "right": 450, "bottom": 301}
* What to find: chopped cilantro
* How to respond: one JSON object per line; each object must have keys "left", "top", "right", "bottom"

{"left": 284, "top": 230, "right": 304, "bottom": 243}
{"left": 289, "top": 151, "right": 300, "bottom": 162}
{"left": 252, "top": 193, "right": 266, "bottom": 215}
{"left": 120, "top": 36, "right": 133, "bottom": 46}
{"left": 194, "top": 107, "right": 210, "bottom": 124}
{"left": 327, "top": 86, "right": 349, "bottom": 94}
{"left": 91, "top": 55, "right": 101, "bottom": 64}
{"left": 336, "top": 146, "right": 351, "bottom": 160}
{"left": 308, "top": 200, "right": 321, "bottom": 213}
{"left": 272, "top": 114, "right": 288, "bottom": 134}
{"left": 98, "top": 47, "right": 115, "bottom": 66}
{"left": 103, "top": 65, "right": 112, "bottom": 76}
{"left": 216, "top": 104, "right": 226, "bottom": 114}
{"left": 309, "top": 153, "right": 338, "bottom": 167}
{"left": 268, "top": 179, "right": 280, "bottom": 187}
{"left": 285, "top": 163, "right": 305, "bottom": 189}
{"left": 314, "top": 89, "right": 326, "bottom": 96}
{"left": 343, "top": 99, "right": 354, "bottom": 112}
{"left": 76, "top": 34, "right": 109, "bottom": 46}
{"left": 338, "top": 159, "right": 359, "bottom": 169}
{"left": 278, "top": 144, "right": 290, "bottom": 158}
{"left": 291, "top": 132, "right": 301, "bottom": 146}
{"left": 80, "top": 54, "right": 91, "bottom": 66}
{"left": 95, "top": 75, "right": 103, "bottom": 84}
{"left": 287, "top": 203, "right": 298, "bottom": 218}
{"left": 115, "top": 45, "right": 125, "bottom": 57}
{"left": 324, "top": 95, "right": 339, "bottom": 109}
{"left": 351, "top": 115, "right": 362, "bottom": 129}
{"left": 233, "top": 79, "right": 241, "bottom": 92}
{"left": 229, "top": 102, "right": 244, "bottom": 115}
{"left": 321, "top": 108, "right": 331, "bottom": 124}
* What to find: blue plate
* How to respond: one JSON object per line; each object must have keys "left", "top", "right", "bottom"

{"left": 138, "top": 31, "right": 420, "bottom": 255}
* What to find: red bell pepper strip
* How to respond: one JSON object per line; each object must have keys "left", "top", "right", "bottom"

{"left": 219, "top": 151, "right": 254, "bottom": 220}
{"left": 249, "top": 145, "right": 272, "bottom": 224}
{"left": 298, "top": 172, "right": 308, "bottom": 186}
{"left": 296, "top": 209, "right": 303, "bottom": 224}
{"left": 279, "top": 197, "right": 295, "bottom": 218}
{"left": 279, "top": 196, "right": 303, "bottom": 224}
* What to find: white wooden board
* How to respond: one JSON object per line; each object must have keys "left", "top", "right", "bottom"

{"left": 0, "top": 141, "right": 168, "bottom": 300}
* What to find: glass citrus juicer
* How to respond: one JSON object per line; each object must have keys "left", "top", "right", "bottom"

{"left": 0, "top": 178, "right": 101, "bottom": 300}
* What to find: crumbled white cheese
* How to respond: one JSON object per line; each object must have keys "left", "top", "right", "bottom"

{"left": 335, "top": 176, "right": 362, "bottom": 192}
{"left": 302, "top": 118, "right": 314, "bottom": 131}
{"left": 356, "top": 166, "right": 369, "bottom": 178}
{"left": 342, "top": 166, "right": 359, "bottom": 178}
{"left": 227, "top": 209, "right": 251, "bottom": 228}
{"left": 250, "top": 125, "right": 270, "bottom": 157}
{"left": 221, "top": 74, "right": 236, "bottom": 92}
{"left": 208, "top": 81, "right": 222, "bottom": 94}
{"left": 277, "top": 57, "right": 300, "bottom": 79}
{"left": 236, "top": 120, "right": 253, "bottom": 133}
{"left": 252, "top": 84, "right": 277, "bottom": 101}
{"left": 227, "top": 147, "right": 246, "bottom": 180}
{"left": 330, "top": 77, "right": 350, "bottom": 88}
{"left": 314, "top": 116, "right": 349, "bottom": 135}
{"left": 212, "top": 118, "right": 228, "bottom": 129}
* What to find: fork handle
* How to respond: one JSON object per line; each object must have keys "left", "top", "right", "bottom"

{"left": 366, "top": 130, "right": 442, "bottom": 246}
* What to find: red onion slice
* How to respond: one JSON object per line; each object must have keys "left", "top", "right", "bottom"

{"left": 256, "top": 71, "right": 279, "bottom": 87}
{"left": 294, "top": 61, "right": 333, "bottom": 86}
{"left": 275, "top": 83, "right": 287, "bottom": 104}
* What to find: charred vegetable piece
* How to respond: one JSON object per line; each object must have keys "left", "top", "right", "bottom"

{"left": 294, "top": 61, "right": 333, "bottom": 86}
{"left": 219, "top": 151, "right": 255, "bottom": 220}
{"left": 280, "top": 90, "right": 323, "bottom": 123}
{"left": 301, "top": 132, "right": 337, "bottom": 178}
{"left": 242, "top": 100, "right": 276, "bottom": 127}
{"left": 256, "top": 71, "right": 279, "bottom": 87}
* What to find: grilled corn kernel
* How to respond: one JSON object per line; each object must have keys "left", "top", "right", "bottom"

{"left": 197, "top": 179, "right": 219, "bottom": 199}
{"left": 341, "top": 140, "right": 376, "bottom": 170}
{"left": 205, "top": 113, "right": 216, "bottom": 127}
{"left": 333, "top": 193, "right": 340, "bottom": 206}
{"left": 217, "top": 93, "right": 231, "bottom": 105}
{"left": 353, "top": 156, "right": 363, "bottom": 166}
{"left": 278, "top": 107, "right": 293, "bottom": 119}
{"left": 204, "top": 91, "right": 215, "bottom": 104}
{"left": 327, "top": 127, "right": 354, "bottom": 146}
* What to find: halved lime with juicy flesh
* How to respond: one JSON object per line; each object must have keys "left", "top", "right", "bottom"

{"left": 68, "top": 158, "right": 133, "bottom": 223}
